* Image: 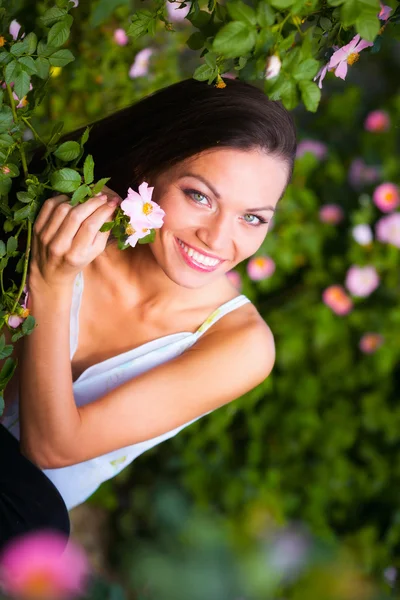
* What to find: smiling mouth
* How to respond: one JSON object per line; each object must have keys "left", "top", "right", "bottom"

{"left": 175, "top": 238, "right": 224, "bottom": 272}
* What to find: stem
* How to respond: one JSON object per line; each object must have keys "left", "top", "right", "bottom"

{"left": 21, "top": 117, "right": 45, "bottom": 145}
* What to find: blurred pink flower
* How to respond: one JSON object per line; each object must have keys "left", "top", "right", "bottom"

{"left": 226, "top": 270, "right": 242, "bottom": 291}
{"left": 0, "top": 530, "right": 91, "bottom": 600}
{"left": 247, "top": 256, "right": 275, "bottom": 281}
{"left": 319, "top": 204, "right": 344, "bottom": 225}
{"left": 359, "top": 332, "right": 384, "bottom": 353}
{"left": 379, "top": 3, "right": 392, "bottom": 20}
{"left": 364, "top": 110, "right": 390, "bottom": 132}
{"left": 352, "top": 224, "right": 373, "bottom": 245}
{"left": 129, "top": 48, "right": 153, "bottom": 78}
{"left": 296, "top": 140, "right": 328, "bottom": 160}
{"left": 345, "top": 265, "right": 380, "bottom": 297}
{"left": 121, "top": 181, "right": 165, "bottom": 248}
{"left": 8, "top": 285, "right": 29, "bottom": 328}
{"left": 221, "top": 72, "right": 236, "bottom": 79}
{"left": 375, "top": 212, "right": 400, "bottom": 248}
{"left": 265, "top": 55, "right": 282, "bottom": 79}
{"left": 329, "top": 34, "right": 373, "bottom": 81}
{"left": 9, "top": 20, "right": 22, "bottom": 40}
{"left": 322, "top": 285, "right": 353, "bottom": 315}
{"left": 373, "top": 182, "right": 400, "bottom": 212}
{"left": 166, "top": 1, "right": 191, "bottom": 22}
{"left": 348, "top": 158, "right": 380, "bottom": 188}
{"left": 113, "top": 28, "right": 128, "bottom": 46}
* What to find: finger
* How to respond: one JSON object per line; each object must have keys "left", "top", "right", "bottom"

{"left": 33, "top": 195, "right": 70, "bottom": 236}
{"left": 68, "top": 201, "right": 119, "bottom": 262}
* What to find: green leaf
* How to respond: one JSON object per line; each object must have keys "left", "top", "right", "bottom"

{"left": 18, "top": 56, "right": 37, "bottom": 75}
{"left": 138, "top": 229, "right": 155, "bottom": 244}
{"left": 48, "top": 21, "right": 70, "bottom": 48}
{"left": 0, "top": 240, "right": 5, "bottom": 257}
{"left": 127, "top": 10, "right": 154, "bottom": 39}
{"left": 91, "top": 177, "right": 111, "bottom": 195}
{"left": 70, "top": 184, "right": 91, "bottom": 206}
{"left": 84, "top": 154, "right": 94, "bottom": 185}
{"left": 341, "top": 0, "right": 359, "bottom": 23}
{"left": 213, "top": 21, "right": 257, "bottom": 58}
{"left": 89, "top": 0, "right": 130, "bottom": 27}
{"left": 256, "top": 2, "right": 276, "bottom": 26}
{"left": 41, "top": 6, "right": 68, "bottom": 26}
{"left": 186, "top": 32, "right": 206, "bottom": 51}
{"left": 2, "top": 164, "right": 19, "bottom": 178}
{"left": 14, "top": 204, "right": 32, "bottom": 222}
{"left": 4, "top": 60, "right": 20, "bottom": 85}
{"left": 7, "top": 237, "right": 17, "bottom": 254}
{"left": 37, "top": 41, "right": 57, "bottom": 57}
{"left": 270, "top": 0, "right": 294, "bottom": 8}
{"left": 17, "top": 191, "right": 33, "bottom": 203}
{"left": 0, "top": 51, "right": 13, "bottom": 66}
{"left": 10, "top": 40, "right": 28, "bottom": 57}
{"left": 24, "top": 32, "right": 38, "bottom": 55}
{"left": 356, "top": 13, "right": 380, "bottom": 40}
{"left": 293, "top": 58, "right": 320, "bottom": 81}
{"left": 50, "top": 168, "right": 82, "bottom": 193}
{"left": 53, "top": 141, "right": 81, "bottom": 161}
{"left": 35, "top": 57, "right": 50, "bottom": 79}
{"left": 48, "top": 121, "right": 64, "bottom": 145}
{"left": 0, "top": 133, "right": 13, "bottom": 147}
{"left": 187, "top": 9, "right": 212, "bottom": 28}
{"left": 280, "top": 30, "right": 297, "bottom": 51}
{"left": 299, "top": 80, "right": 321, "bottom": 112}
{"left": 226, "top": 1, "right": 257, "bottom": 26}
{"left": 193, "top": 63, "right": 217, "bottom": 81}
{"left": 0, "top": 358, "right": 17, "bottom": 389}
{"left": 48, "top": 49, "right": 74, "bottom": 67}
{"left": 13, "top": 70, "right": 30, "bottom": 101}
{"left": 80, "top": 126, "right": 90, "bottom": 147}
{"left": 0, "top": 107, "right": 14, "bottom": 133}
{"left": 99, "top": 221, "right": 114, "bottom": 233}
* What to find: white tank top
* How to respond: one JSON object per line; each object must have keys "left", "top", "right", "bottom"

{"left": 2, "top": 271, "right": 251, "bottom": 510}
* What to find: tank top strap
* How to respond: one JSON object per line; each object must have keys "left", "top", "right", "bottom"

{"left": 194, "top": 295, "right": 251, "bottom": 338}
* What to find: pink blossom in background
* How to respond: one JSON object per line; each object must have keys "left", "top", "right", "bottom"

{"left": 348, "top": 158, "right": 380, "bottom": 188}
{"left": 379, "top": 3, "right": 392, "bottom": 20}
{"left": 329, "top": 34, "right": 373, "bottom": 81}
{"left": 9, "top": 20, "right": 22, "bottom": 40}
{"left": 129, "top": 48, "right": 153, "bottom": 78}
{"left": 345, "top": 265, "right": 380, "bottom": 297}
{"left": 322, "top": 285, "right": 353, "bottom": 315}
{"left": 8, "top": 284, "right": 29, "bottom": 328}
{"left": 265, "top": 55, "right": 282, "bottom": 79}
{"left": 373, "top": 182, "right": 400, "bottom": 212}
{"left": 0, "top": 530, "right": 91, "bottom": 600}
{"left": 221, "top": 72, "right": 237, "bottom": 79}
{"left": 226, "top": 270, "right": 242, "bottom": 291}
{"left": 247, "top": 256, "right": 275, "bottom": 281}
{"left": 166, "top": 1, "right": 191, "bottom": 22}
{"left": 375, "top": 213, "right": 400, "bottom": 248}
{"left": 319, "top": 204, "right": 344, "bottom": 225}
{"left": 364, "top": 110, "right": 390, "bottom": 132}
{"left": 352, "top": 224, "right": 373, "bottom": 245}
{"left": 113, "top": 28, "right": 128, "bottom": 46}
{"left": 359, "top": 333, "right": 384, "bottom": 353}
{"left": 296, "top": 140, "right": 328, "bottom": 160}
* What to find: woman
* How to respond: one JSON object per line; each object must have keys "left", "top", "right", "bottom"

{"left": 0, "top": 77, "right": 296, "bottom": 549}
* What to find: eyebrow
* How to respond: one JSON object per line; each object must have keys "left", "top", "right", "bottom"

{"left": 180, "top": 172, "right": 276, "bottom": 213}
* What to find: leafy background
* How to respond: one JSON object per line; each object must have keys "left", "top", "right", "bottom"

{"left": 1, "top": 0, "right": 400, "bottom": 598}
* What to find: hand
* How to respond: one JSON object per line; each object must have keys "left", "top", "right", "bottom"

{"left": 30, "top": 186, "right": 122, "bottom": 291}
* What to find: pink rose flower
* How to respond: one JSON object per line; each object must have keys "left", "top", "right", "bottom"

{"left": 166, "top": 1, "right": 191, "bottom": 22}
{"left": 8, "top": 285, "right": 29, "bottom": 328}
{"left": 0, "top": 530, "right": 91, "bottom": 600}
{"left": 120, "top": 181, "right": 165, "bottom": 248}
{"left": 296, "top": 140, "right": 328, "bottom": 160}
{"left": 345, "top": 265, "right": 380, "bottom": 297}
{"left": 364, "top": 110, "right": 390, "bottom": 132}
{"left": 328, "top": 34, "right": 373, "bottom": 81}
{"left": 373, "top": 182, "right": 400, "bottom": 212}
{"left": 247, "top": 256, "right": 275, "bottom": 281}
{"left": 359, "top": 332, "right": 384, "bottom": 353}
{"left": 113, "top": 28, "right": 128, "bottom": 46}
{"left": 226, "top": 270, "right": 242, "bottom": 291}
{"left": 129, "top": 48, "right": 153, "bottom": 78}
{"left": 322, "top": 285, "right": 353, "bottom": 315}
{"left": 378, "top": 3, "right": 392, "bottom": 20}
{"left": 319, "top": 204, "right": 344, "bottom": 225}
{"left": 9, "top": 20, "right": 22, "bottom": 41}
{"left": 375, "top": 213, "right": 400, "bottom": 248}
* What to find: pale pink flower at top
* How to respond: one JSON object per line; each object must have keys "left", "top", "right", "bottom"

{"left": 0, "top": 530, "right": 91, "bottom": 600}
{"left": 8, "top": 284, "right": 29, "bottom": 328}
{"left": 375, "top": 213, "right": 400, "bottom": 248}
{"left": 296, "top": 140, "right": 328, "bottom": 160}
{"left": 129, "top": 48, "right": 154, "bottom": 78}
{"left": 373, "top": 182, "right": 400, "bottom": 212}
{"left": 9, "top": 20, "right": 23, "bottom": 40}
{"left": 352, "top": 224, "right": 373, "bottom": 245}
{"left": 314, "top": 63, "right": 330, "bottom": 89}
{"left": 364, "top": 109, "right": 390, "bottom": 132}
{"left": 319, "top": 204, "right": 344, "bottom": 225}
{"left": 265, "top": 55, "right": 281, "bottom": 80}
{"left": 379, "top": 3, "right": 392, "bottom": 20}
{"left": 247, "top": 256, "right": 275, "bottom": 281}
{"left": 328, "top": 34, "right": 373, "bottom": 81}
{"left": 359, "top": 332, "right": 384, "bottom": 353}
{"left": 166, "top": 1, "right": 191, "bottom": 22}
{"left": 322, "top": 285, "right": 353, "bottom": 315}
{"left": 345, "top": 265, "right": 380, "bottom": 297}
{"left": 120, "top": 182, "right": 165, "bottom": 248}
{"left": 226, "top": 270, "right": 242, "bottom": 291}
{"left": 113, "top": 28, "right": 128, "bottom": 46}
{"left": 348, "top": 158, "right": 380, "bottom": 188}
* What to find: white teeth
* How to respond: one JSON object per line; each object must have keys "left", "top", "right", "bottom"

{"left": 178, "top": 239, "right": 220, "bottom": 267}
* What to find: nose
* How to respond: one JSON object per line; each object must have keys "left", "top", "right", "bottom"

{"left": 196, "top": 212, "right": 233, "bottom": 258}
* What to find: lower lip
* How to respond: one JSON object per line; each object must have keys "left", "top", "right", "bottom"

{"left": 175, "top": 237, "right": 223, "bottom": 273}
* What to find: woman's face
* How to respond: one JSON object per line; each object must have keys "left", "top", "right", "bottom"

{"left": 148, "top": 147, "right": 289, "bottom": 289}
